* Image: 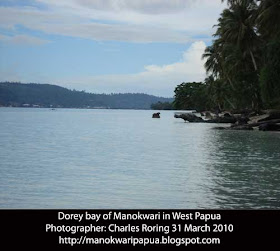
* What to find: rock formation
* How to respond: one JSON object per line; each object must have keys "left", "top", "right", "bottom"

{"left": 152, "top": 112, "right": 160, "bottom": 118}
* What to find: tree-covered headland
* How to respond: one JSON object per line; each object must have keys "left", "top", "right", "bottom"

{"left": 0, "top": 82, "right": 173, "bottom": 109}
{"left": 150, "top": 101, "right": 174, "bottom": 110}
{"left": 174, "top": 0, "right": 280, "bottom": 112}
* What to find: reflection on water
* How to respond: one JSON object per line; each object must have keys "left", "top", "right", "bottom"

{"left": 0, "top": 108, "right": 279, "bottom": 208}
{"left": 207, "top": 130, "right": 280, "bottom": 208}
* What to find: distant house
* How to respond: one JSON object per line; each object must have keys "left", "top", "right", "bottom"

{"left": 22, "top": 104, "right": 30, "bottom": 107}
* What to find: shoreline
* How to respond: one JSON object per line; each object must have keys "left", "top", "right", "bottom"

{"left": 174, "top": 110, "right": 280, "bottom": 132}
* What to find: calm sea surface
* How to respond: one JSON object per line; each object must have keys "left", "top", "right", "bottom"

{"left": 0, "top": 108, "right": 280, "bottom": 209}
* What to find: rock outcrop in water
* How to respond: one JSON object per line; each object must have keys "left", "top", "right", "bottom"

{"left": 174, "top": 110, "right": 280, "bottom": 131}
{"left": 228, "top": 110, "right": 280, "bottom": 131}
{"left": 174, "top": 113, "right": 203, "bottom": 122}
{"left": 152, "top": 112, "right": 160, "bottom": 118}
{"left": 174, "top": 112, "right": 236, "bottom": 123}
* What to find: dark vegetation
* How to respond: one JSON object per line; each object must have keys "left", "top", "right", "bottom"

{"left": 150, "top": 101, "right": 174, "bottom": 110}
{"left": 173, "top": 0, "right": 280, "bottom": 112}
{"left": 0, "top": 82, "right": 173, "bottom": 109}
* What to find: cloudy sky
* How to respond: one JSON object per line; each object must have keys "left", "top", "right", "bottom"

{"left": 0, "top": 0, "right": 226, "bottom": 97}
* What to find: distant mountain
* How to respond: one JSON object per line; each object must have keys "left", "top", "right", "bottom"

{"left": 0, "top": 82, "right": 173, "bottom": 109}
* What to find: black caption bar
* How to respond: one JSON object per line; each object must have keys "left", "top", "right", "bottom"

{"left": 1, "top": 210, "right": 279, "bottom": 249}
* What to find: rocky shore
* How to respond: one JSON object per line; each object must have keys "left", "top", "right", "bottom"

{"left": 174, "top": 110, "right": 280, "bottom": 132}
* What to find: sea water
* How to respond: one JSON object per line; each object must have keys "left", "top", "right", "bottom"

{"left": 0, "top": 108, "right": 279, "bottom": 208}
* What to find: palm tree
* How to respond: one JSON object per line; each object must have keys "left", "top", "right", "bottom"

{"left": 202, "top": 40, "right": 238, "bottom": 109}
{"left": 202, "top": 44, "right": 221, "bottom": 78}
{"left": 257, "top": 0, "right": 280, "bottom": 40}
{"left": 203, "top": 0, "right": 264, "bottom": 110}
{"left": 217, "top": 2, "right": 260, "bottom": 71}
{"left": 205, "top": 75, "right": 236, "bottom": 110}
{"left": 202, "top": 40, "right": 237, "bottom": 89}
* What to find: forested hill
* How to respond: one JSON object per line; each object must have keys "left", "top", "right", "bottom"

{"left": 0, "top": 82, "right": 173, "bottom": 109}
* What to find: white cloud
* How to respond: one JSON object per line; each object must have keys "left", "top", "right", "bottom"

{"left": 0, "top": 7, "right": 190, "bottom": 43}
{"left": 58, "top": 41, "right": 207, "bottom": 96}
{"left": 33, "top": 0, "right": 225, "bottom": 31}
{"left": 0, "top": 0, "right": 226, "bottom": 43}
{"left": 37, "top": 0, "right": 195, "bottom": 14}
{"left": 0, "top": 34, "right": 50, "bottom": 46}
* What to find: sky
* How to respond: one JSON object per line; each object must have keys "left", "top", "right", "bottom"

{"left": 0, "top": 0, "right": 226, "bottom": 97}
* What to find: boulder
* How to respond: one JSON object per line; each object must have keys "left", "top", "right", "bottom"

{"left": 223, "top": 112, "right": 232, "bottom": 118}
{"left": 236, "top": 116, "right": 249, "bottom": 125}
{"left": 259, "top": 123, "right": 280, "bottom": 131}
{"left": 205, "top": 111, "right": 213, "bottom": 119}
{"left": 152, "top": 112, "right": 160, "bottom": 118}
{"left": 249, "top": 114, "right": 270, "bottom": 124}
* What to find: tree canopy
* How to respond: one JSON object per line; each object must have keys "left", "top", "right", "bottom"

{"left": 174, "top": 0, "right": 280, "bottom": 111}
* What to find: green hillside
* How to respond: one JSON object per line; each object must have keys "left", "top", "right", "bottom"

{"left": 0, "top": 82, "right": 173, "bottom": 109}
